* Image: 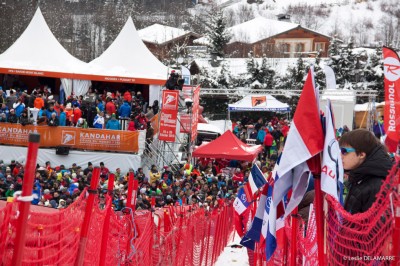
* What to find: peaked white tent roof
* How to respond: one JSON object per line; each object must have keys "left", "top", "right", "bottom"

{"left": 0, "top": 8, "right": 88, "bottom": 79}
{"left": 138, "top": 23, "right": 196, "bottom": 44}
{"left": 228, "top": 95, "right": 290, "bottom": 112}
{"left": 87, "top": 17, "right": 169, "bottom": 85}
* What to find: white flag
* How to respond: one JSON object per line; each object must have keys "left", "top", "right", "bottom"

{"left": 321, "top": 99, "right": 344, "bottom": 203}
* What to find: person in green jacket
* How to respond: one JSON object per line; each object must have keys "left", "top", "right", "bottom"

{"left": 5, "top": 184, "right": 15, "bottom": 197}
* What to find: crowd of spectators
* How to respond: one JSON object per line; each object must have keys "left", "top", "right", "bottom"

{"left": 232, "top": 116, "right": 290, "bottom": 160}
{"left": 0, "top": 157, "right": 274, "bottom": 211}
{"left": 0, "top": 85, "right": 160, "bottom": 131}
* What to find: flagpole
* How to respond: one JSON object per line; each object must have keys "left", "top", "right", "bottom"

{"left": 307, "top": 155, "right": 325, "bottom": 265}
{"left": 290, "top": 207, "right": 298, "bottom": 266}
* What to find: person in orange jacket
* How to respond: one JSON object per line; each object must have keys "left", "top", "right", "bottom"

{"left": 34, "top": 94, "right": 44, "bottom": 109}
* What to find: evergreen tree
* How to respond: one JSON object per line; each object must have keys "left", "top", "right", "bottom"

{"left": 364, "top": 47, "right": 384, "bottom": 101}
{"left": 313, "top": 52, "right": 326, "bottom": 90}
{"left": 205, "top": 9, "right": 231, "bottom": 58}
{"left": 259, "top": 55, "right": 275, "bottom": 89}
{"left": 246, "top": 52, "right": 260, "bottom": 85}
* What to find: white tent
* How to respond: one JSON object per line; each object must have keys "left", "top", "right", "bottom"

{"left": 0, "top": 8, "right": 88, "bottom": 79}
{"left": 87, "top": 17, "right": 169, "bottom": 86}
{"left": 228, "top": 95, "right": 290, "bottom": 112}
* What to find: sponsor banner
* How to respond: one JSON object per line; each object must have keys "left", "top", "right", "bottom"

{"left": 180, "top": 113, "right": 191, "bottom": 133}
{"left": 159, "top": 109, "right": 178, "bottom": 142}
{"left": 159, "top": 90, "right": 179, "bottom": 142}
{"left": 0, "top": 123, "right": 139, "bottom": 153}
{"left": 191, "top": 85, "right": 200, "bottom": 141}
{"left": 251, "top": 96, "right": 266, "bottom": 107}
{"left": 382, "top": 47, "right": 400, "bottom": 152}
{"left": 182, "top": 86, "right": 193, "bottom": 100}
{"left": 162, "top": 90, "right": 179, "bottom": 111}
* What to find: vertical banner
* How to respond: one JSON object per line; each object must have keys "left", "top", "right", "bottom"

{"left": 159, "top": 90, "right": 179, "bottom": 142}
{"left": 383, "top": 47, "right": 400, "bottom": 152}
{"left": 191, "top": 85, "right": 200, "bottom": 141}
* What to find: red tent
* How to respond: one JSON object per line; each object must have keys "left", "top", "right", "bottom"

{"left": 192, "top": 130, "right": 263, "bottom": 161}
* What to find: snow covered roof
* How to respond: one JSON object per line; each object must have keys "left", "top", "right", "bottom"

{"left": 354, "top": 101, "right": 385, "bottom": 112}
{"left": 138, "top": 23, "right": 199, "bottom": 45}
{"left": 193, "top": 57, "right": 316, "bottom": 76}
{"left": 86, "top": 17, "right": 169, "bottom": 85}
{"left": 228, "top": 17, "right": 299, "bottom": 44}
{"left": 0, "top": 8, "right": 88, "bottom": 79}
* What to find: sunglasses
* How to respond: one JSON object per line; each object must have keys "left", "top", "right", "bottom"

{"left": 340, "top": 147, "right": 356, "bottom": 155}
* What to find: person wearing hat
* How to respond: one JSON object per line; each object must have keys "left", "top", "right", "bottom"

{"left": 106, "top": 113, "right": 120, "bottom": 130}
{"left": 8, "top": 109, "right": 18, "bottom": 123}
{"left": 99, "top": 162, "right": 109, "bottom": 176}
{"left": 149, "top": 165, "right": 161, "bottom": 185}
{"left": 83, "top": 162, "right": 93, "bottom": 176}
{"left": 47, "top": 112, "right": 59, "bottom": 126}
{"left": 76, "top": 117, "right": 88, "bottom": 128}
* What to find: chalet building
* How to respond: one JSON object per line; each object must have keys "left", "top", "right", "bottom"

{"left": 138, "top": 24, "right": 201, "bottom": 61}
{"left": 218, "top": 17, "right": 331, "bottom": 58}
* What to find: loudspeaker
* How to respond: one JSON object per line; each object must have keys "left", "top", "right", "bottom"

{"left": 56, "top": 146, "right": 70, "bottom": 155}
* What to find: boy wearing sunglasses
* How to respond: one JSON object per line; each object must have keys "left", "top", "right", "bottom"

{"left": 338, "top": 129, "right": 392, "bottom": 214}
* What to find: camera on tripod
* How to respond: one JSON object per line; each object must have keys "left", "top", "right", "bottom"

{"left": 165, "top": 70, "right": 185, "bottom": 90}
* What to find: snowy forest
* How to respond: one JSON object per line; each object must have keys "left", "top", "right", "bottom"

{"left": 0, "top": 0, "right": 397, "bottom": 116}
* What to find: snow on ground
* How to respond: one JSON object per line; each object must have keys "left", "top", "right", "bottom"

{"left": 215, "top": 232, "right": 249, "bottom": 266}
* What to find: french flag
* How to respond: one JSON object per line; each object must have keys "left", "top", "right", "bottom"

{"left": 233, "top": 187, "right": 251, "bottom": 215}
{"left": 244, "top": 164, "right": 268, "bottom": 201}
{"left": 240, "top": 185, "right": 269, "bottom": 250}
{"left": 273, "top": 67, "right": 324, "bottom": 217}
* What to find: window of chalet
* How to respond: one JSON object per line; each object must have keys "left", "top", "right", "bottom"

{"left": 280, "top": 43, "right": 290, "bottom": 53}
{"left": 315, "top": 42, "right": 325, "bottom": 52}
{"left": 295, "top": 43, "right": 305, "bottom": 53}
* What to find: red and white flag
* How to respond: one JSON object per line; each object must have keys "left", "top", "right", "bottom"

{"left": 383, "top": 47, "right": 400, "bottom": 153}
{"left": 273, "top": 67, "right": 324, "bottom": 217}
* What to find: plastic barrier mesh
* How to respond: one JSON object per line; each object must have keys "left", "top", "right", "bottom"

{"left": 251, "top": 163, "right": 400, "bottom": 266}
{"left": 0, "top": 193, "right": 234, "bottom": 265}
{"left": 325, "top": 164, "right": 399, "bottom": 265}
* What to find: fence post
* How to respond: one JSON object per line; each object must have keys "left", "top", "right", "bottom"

{"left": 99, "top": 173, "right": 115, "bottom": 266}
{"left": 75, "top": 167, "right": 100, "bottom": 266}
{"left": 12, "top": 133, "right": 40, "bottom": 266}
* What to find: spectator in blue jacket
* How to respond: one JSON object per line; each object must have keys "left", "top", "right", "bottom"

{"left": 13, "top": 100, "right": 25, "bottom": 118}
{"left": 96, "top": 99, "right": 104, "bottom": 113}
{"left": 59, "top": 109, "right": 66, "bottom": 126}
{"left": 106, "top": 113, "right": 120, "bottom": 130}
{"left": 118, "top": 100, "right": 131, "bottom": 118}
{"left": 0, "top": 103, "right": 9, "bottom": 119}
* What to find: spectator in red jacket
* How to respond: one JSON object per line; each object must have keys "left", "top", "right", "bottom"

{"left": 123, "top": 90, "right": 132, "bottom": 103}
{"left": 105, "top": 98, "right": 116, "bottom": 116}
{"left": 263, "top": 132, "right": 274, "bottom": 159}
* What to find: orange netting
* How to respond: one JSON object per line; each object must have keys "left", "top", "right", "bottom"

{"left": 0, "top": 192, "right": 234, "bottom": 265}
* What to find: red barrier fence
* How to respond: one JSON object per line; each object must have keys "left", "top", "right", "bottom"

{"left": 0, "top": 195, "right": 234, "bottom": 265}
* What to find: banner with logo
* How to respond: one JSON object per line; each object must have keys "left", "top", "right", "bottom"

{"left": 251, "top": 96, "right": 266, "bottom": 107}
{"left": 159, "top": 90, "right": 179, "bottom": 142}
{"left": 191, "top": 85, "right": 200, "bottom": 141}
{"left": 0, "top": 124, "right": 139, "bottom": 152}
{"left": 383, "top": 47, "right": 400, "bottom": 152}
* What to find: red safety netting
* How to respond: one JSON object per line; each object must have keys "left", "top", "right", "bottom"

{"left": 325, "top": 163, "right": 400, "bottom": 265}
{"left": 249, "top": 162, "right": 400, "bottom": 266}
{"left": 0, "top": 192, "right": 234, "bottom": 265}
{"left": 135, "top": 205, "right": 235, "bottom": 266}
